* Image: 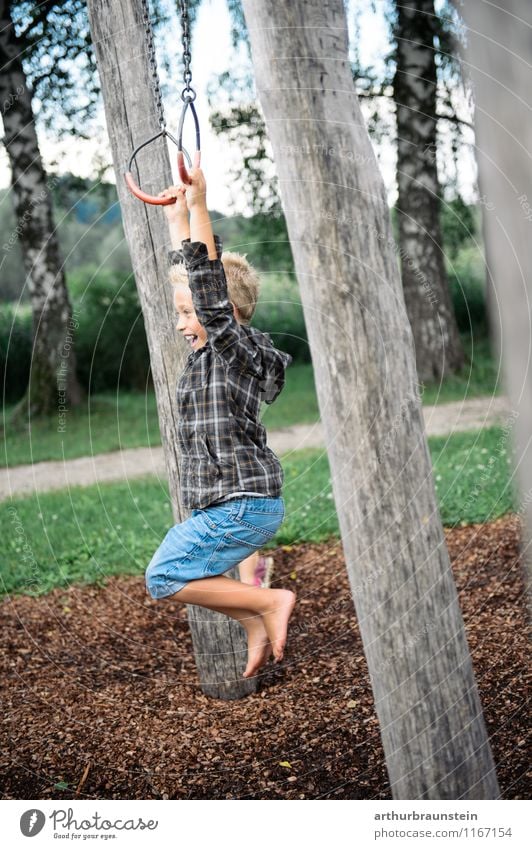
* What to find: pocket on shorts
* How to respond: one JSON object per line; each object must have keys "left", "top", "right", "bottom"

{"left": 236, "top": 498, "right": 285, "bottom": 540}
{"left": 202, "top": 530, "right": 265, "bottom": 577}
{"left": 198, "top": 501, "right": 237, "bottom": 533}
{"left": 201, "top": 500, "right": 284, "bottom": 577}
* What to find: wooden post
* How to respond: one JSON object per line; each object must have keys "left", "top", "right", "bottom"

{"left": 86, "top": 0, "right": 256, "bottom": 699}
{"left": 241, "top": 0, "right": 500, "bottom": 797}
{"left": 461, "top": 0, "right": 532, "bottom": 588}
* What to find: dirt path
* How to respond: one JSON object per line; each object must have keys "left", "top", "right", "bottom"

{"left": 0, "top": 395, "right": 511, "bottom": 502}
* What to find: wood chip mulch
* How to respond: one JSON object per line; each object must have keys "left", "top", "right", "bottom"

{"left": 1, "top": 514, "right": 530, "bottom": 800}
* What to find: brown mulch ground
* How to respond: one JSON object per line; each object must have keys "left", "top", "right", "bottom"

{"left": 1, "top": 514, "right": 530, "bottom": 800}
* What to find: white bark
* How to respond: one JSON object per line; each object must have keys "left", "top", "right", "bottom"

{"left": 393, "top": 0, "right": 465, "bottom": 381}
{"left": 242, "top": 0, "right": 499, "bottom": 798}
{"left": 460, "top": 0, "right": 532, "bottom": 585}
{"left": 0, "top": 0, "right": 82, "bottom": 417}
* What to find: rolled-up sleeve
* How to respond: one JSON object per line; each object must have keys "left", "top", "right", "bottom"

{"left": 168, "top": 234, "right": 223, "bottom": 267}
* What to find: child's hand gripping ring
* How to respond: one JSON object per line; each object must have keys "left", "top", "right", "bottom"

{"left": 124, "top": 126, "right": 198, "bottom": 205}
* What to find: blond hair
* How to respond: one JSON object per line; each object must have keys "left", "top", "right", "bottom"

{"left": 169, "top": 251, "right": 260, "bottom": 325}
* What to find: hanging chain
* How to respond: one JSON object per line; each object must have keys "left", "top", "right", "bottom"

{"left": 179, "top": 0, "right": 196, "bottom": 102}
{"left": 140, "top": 0, "right": 166, "bottom": 129}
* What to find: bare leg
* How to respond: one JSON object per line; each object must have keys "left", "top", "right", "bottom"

{"left": 239, "top": 552, "right": 275, "bottom": 587}
{"left": 239, "top": 551, "right": 259, "bottom": 585}
{"left": 178, "top": 575, "right": 296, "bottom": 662}
{"left": 191, "top": 601, "right": 272, "bottom": 678}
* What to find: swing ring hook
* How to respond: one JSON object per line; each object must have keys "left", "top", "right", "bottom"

{"left": 177, "top": 96, "right": 201, "bottom": 185}
{"left": 124, "top": 129, "right": 193, "bottom": 205}
{"left": 181, "top": 86, "right": 197, "bottom": 102}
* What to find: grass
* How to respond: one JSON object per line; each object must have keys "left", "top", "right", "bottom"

{"left": 420, "top": 335, "right": 502, "bottom": 406}
{"left": 1, "top": 338, "right": 502, "bottom": 469}
{"left": 2, "top": 390, "right": 163, "bottom": 468}
{"left": 1, "top": 426, "right": 519, "bottom": 598}
{"left": 0, "top": 363, "right": 319, "bottom": 469}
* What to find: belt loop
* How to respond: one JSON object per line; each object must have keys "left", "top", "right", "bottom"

{"left": 234, "top": 496, "right": 247, "bottom": 521}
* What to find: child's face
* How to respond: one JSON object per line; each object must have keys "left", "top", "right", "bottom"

{"left": 174, "top": 283, "right": 241, "bottom": 351}
{"left": 174, "top": 284, "right": 208, "bottom": 350}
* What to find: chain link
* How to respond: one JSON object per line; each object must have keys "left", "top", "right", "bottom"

{"left": 140, "top": 0, "right": 166, "bottom": 129}
{"left": 179, "top": 0, "right": 196, "bottom": 101}
{"left": 139, "top": 0, "right": 196, "bottom": 128}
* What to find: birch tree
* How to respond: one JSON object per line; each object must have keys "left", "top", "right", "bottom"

{"left": 393, "top": 0, "right": 465, "bottom": 380}
{"left": 0, "top": 0, "right": 84, "bottom": 418}
{"left": 241, "top": 0, "right": 499, "bottom": 799}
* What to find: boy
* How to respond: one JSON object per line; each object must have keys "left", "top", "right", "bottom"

{"left": 145, "top": 169, "right": 296, "bottom": 679}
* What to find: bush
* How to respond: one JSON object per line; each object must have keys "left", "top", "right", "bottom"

{"left": 440, "top": 196, "right": 478, "bottom": 258}
{"left": 253, "top": 273, "right": 309, "bottom": 363}
{"left": 0, "top": 240, "right": 487, "bottom": 404}
{"left": 72, "top": 267, "right": 151, "bottom": 393}
{"left": 447, "top": 244, "right": 488, "bottom": 334}
{"left": 1, "top": 267, "right": 309, "bottom": 403}
{"left": 0, "top": 269, "right": 152, "bottom": 402}
{"left": 59, "top": 217, "right": 132, "bottom": 279}
{"left": 217, "top": 212, "right": 294, "bottom": 274}
{"left": 0, "top": 305, "right": 33, "bottom": 402}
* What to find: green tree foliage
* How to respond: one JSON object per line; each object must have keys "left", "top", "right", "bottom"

{"left": 0, "top": 177, "right": 131, "bottom": 303}
{"left": 8, "top": 0, "right": 175, "bottom": 137}
{"left": 208, "top": 0, "right": 474, "bottom": 209}
{"left": 9, "top": 0, "right": 99, "bottom": 139}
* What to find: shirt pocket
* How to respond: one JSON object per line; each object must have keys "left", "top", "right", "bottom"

{"left": 177, "top": 356, "right": 210, "bottom": 394}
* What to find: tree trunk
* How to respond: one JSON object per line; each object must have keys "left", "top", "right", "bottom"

{"left": 0, "top": 0, "right": 83, "bottom": 420}
{"left": 393, "top": 0, "right": 465, "bottom": 382}
{"left": 242, "top": 0, "right": 499, "bottom": 799}
{"left": 461, "top": 0, "right": 532, "bottom": 584}
{"left": 86, "top": 0, "right": 256, "bottom": 699}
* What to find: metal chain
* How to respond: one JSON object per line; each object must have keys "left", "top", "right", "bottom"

{"left": 179, "top": 0, "right": 196, "bottom": 102}
{"left": 140, "top": 0, "right": 166, "bottom": 129}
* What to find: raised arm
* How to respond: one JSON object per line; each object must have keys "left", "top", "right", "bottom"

{"left": 158, "top": 185, "right": 190, "bottom": 249}
{"left": 184, "top": 168, "right": 217, "bottom": 260}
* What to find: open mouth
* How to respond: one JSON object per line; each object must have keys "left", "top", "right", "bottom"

{"left": 184, "top": 334, "right": 199, "bottom": 347}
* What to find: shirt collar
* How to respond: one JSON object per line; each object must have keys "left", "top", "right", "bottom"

{"left": 188, "top": 339, "right": 211, "bottom": 361}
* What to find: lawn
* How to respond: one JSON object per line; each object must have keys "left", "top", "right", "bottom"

{"left": 1, "top": 426, "right": 519, "bottom": 597}
{"left": 419, "top": 335, "right": 501, "bottom": 405}
{"left": 1, "top": 337, "right": 502, "bottom": 468}
{"left": 1, "top": 362, "right": 319, "bottom": 468}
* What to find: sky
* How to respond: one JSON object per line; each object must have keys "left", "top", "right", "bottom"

{"left": 0, "top": 0, "right": 476, "bottom": 214}
{"left": 0, "top": 0, "right": 248, "bottom": 212}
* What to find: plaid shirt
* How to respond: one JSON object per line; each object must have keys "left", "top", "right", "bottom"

{"left": 170, "top": 235, "right": 293, "bottom": 510}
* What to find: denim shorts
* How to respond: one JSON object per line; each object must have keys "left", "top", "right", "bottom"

{"left": 145, "top": 495, "right": 285, "bottom": 599}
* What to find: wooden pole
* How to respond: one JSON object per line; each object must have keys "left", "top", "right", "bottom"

{"left": 241, "top": 0, "right": 500, "bottom": 798}
{"left": 86, "top": 0, "right": 256, "bottom": 698}
{"left": 461, "top": 0, "right": 532, "bottom": 589}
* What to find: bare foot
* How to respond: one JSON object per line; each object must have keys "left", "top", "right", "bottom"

{"left": 260, "top": 588, "right": 296, "bottom": 662}
{"left": 243, "top": 637, "right": 272, "bottom": 679}
{"left": 242, "top": 616, "right": 273, "bottom": 678}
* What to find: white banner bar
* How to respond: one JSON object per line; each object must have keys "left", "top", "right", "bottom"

{"left": 2, "top": 799, "right": 530, "bottom": 848}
